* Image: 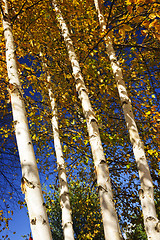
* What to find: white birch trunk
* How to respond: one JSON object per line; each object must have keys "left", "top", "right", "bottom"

{"left": 41, "top": 55, "right": 75, "bottom": 240}
{"left": 94, "top": 0, "right": 160, "bottom": 239}
{"left": 1, "top": 1, "right": 53, "bottom": 240}
{"left": 51, "top": 1, "right": 122, "bottom": 240}
{"left": 49, "top": 82, "right": 75, "bottom": 240}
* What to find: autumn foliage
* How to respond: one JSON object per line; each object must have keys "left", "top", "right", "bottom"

{"left": 0, "top": 0, "right": 159, "bottom": 239}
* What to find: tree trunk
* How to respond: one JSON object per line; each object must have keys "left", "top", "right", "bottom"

{"left": 41, "top": 55, "right": 75, "bottom": 240}
{"left": 1, "top": 1, "right": 52, "bottom": 240}
{"left": 94, "top": 0, "right": 160, "bottom": 239}
{"left": 51, "top": 1, "right": 122, "bottom": 240}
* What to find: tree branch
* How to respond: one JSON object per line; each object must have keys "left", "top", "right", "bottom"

{"left": 113, "top": 43, "right": 160, "bottom": 51}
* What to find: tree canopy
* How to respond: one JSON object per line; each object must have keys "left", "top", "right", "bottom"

{"left": 0, "top": 0, "right": 159, "bottom": 239}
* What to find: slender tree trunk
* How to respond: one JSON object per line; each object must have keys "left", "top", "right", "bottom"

{"left": 1, "top": 1, "right": 52, "bottom": 240}
{"left": 94, "top": 0, "right": 160, "bottom": 239}
{"left": 51, "top": 1, "right": 122, "bottom": 240}
{"left": 41, "top": 55, "right": 75, "bottom": 240}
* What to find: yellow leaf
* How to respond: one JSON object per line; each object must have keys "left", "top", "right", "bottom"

{"left": 123, "top": 24, "right": 133, "bottom": 31}
{"left": 141, "top": 30, "right": 148, "bottom": 36}
{"left": 149, "top": 13, "right": 157, "bottom": 19}
{"left": 142, "top": 20, "right": 150, "bottom": 28}
{"left": 153, "top": 33, "right": 160, "bottom": 41}
{"left": 156, "top": 11, "right": 160, "bottom": 18}
{"left": 155, "top": 23, "right": 160, "bottom": 33}
{"left": 149, "top": 19, "right": 157, "bottom": 28}
{"left": 146, "top": 111, "right": 151, "bottom": 115}
{"left": 126, "top": 0, "right": 133, "bottom": 4}
{"left": 32, "top": 134, "right": 36, "bottom": 140}
{"left": 134, "top": 0, "right": 143, "bottom": 3}
{"left": 119, "top": 28, "right": 125, "bottom": 38}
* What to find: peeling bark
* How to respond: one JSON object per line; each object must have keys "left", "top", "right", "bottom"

{"left": 94, "top": 0, "right": 160, "bottom": 239}
{"left": 1, "top": 1, "right": 52, "bottom": 240}
{"left": 41, "top": 55, "right": 75, "bottom": 240}
{"left": 50, "top": 97, "right": 75, "bottom": 240}
{"left": 51, "top": 1, "right": 122, "bottom": 239}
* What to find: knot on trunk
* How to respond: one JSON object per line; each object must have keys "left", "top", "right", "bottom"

{"left": 146, "top": 216, "right": 156, "bottom": 222}
{"left": 21, "top": 177, "right": 35, "bottom": 194}
{"left": 138, "top": 189, "right": 144, "bottom": 199}
{"left": 31, "top": 217, "right": 36, "bottom": 225}
{"left": 62, "top": 221, "right": 73, "bottom": 229}
{"left": 155, "top": 221, "right": 160, "bottom": 232}
{"left": 84, "top": 110, "right": 97, "bottom": 125}
{"left": 98, "top": 185, "right": 108, "bottom": 193}
{"left": 137, "top": 140, "right": 144, "bottom": 150}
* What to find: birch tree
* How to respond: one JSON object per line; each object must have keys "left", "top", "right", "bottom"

{"left": 50, "top": 1, "right": 122, "bottom": 239}
{"left": 94, "top": 0, "right": 160, "bottom": 239}
{"left": 41, "top": 54, "right": 75, "bottom": 240}
{"left": 1, "top": 1, "right": 52, "bottom": 239}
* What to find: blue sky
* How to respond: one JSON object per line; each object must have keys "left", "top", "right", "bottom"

{"left": 0, "top": 156, "right": 56, "bottom": 240}
{"left": 0, "top": 206, "right": 30, "bottom": 240}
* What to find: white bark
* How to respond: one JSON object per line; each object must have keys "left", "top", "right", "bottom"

{"left": 49, "top": 82, "right": 75, "bottom": 240}
{"left": 41, "top": 55, "right": 75, "bottom": 240}
{"left": 1, "top": 1, "right": 52, "bottom": 240}
{"left": 51, "top": 1, "right": 122, "bottom": 240}
{"left": 94, "top": 0, "right": 160, "bottom": 239}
